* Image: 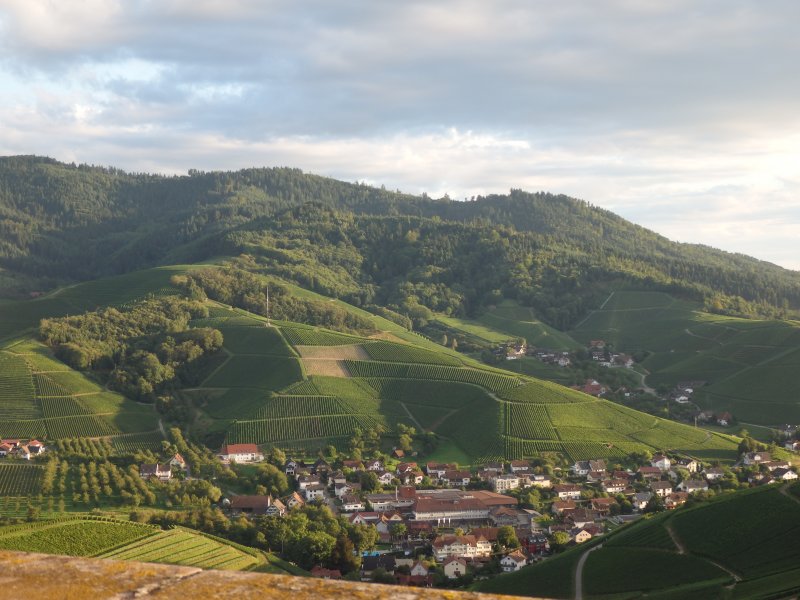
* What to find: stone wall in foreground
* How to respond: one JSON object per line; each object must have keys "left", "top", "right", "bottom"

{"left": 0, "top": 550, "right": 541, "bottom": 600}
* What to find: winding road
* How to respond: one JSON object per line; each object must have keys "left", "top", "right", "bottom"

{"left": 574, "top": 544, "right": 602, "bottom": 600}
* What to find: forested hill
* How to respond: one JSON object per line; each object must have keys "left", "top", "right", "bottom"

{"left": 1, "top": 155, "right": 798, "bottom": 326}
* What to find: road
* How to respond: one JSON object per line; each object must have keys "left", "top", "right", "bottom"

{"left": 574, "top": 543, "right": 602, "bottom": 600}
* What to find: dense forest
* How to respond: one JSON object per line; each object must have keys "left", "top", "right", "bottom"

{"left": 2, "top": 155, "right": 799, "bottom": 327}
{"left": 40, "top": 297, "right": 223, "bottom": 401}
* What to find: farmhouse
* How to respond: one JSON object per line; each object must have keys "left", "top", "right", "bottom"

{"left": 228, "top": 495, "right": 273, "bottom": 516}
{"left": 218, "top": 443, "right": 263, "bottom": 463}
{"left": 139, "top": 463, "right": 171, "bottom": 482}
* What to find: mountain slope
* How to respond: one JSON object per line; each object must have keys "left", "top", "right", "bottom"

{"left": 1, "top": 156, "right": 799, "bottom": 327}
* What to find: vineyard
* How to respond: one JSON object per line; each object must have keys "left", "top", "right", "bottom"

{"left": 501, "top": 380, "right": 593, "bottom": 404}
{"left": 343, "top": 361, "right": 520, "bottom": 392}
{"left": 98, "top": 527, "right": 259, "bottom": 570}
{"left": 506, "top": 404, "right": 558, "bottom": 439}
{"left": 248, "top": 395, "right": 348, "bottom": 420}
{"left": 0, "top": 464, "right": 43, "bottom": 495}
{"left": 281, "top": 327, "right": 362, "bottom": 346}
{"left": 217, "top": 326, "right": 294, "bottom": 356}
{"left": 0, "top": 352, "right": 40, "bottom": 420}
{"left": 203, "top": 355, "right": 303, "bottom": 391}
{"left": 226, "top": 413, "right": 381, "bottom": 445}
{"left": 361, "top": 340, "right": 463, "bottom": 366}
{"left": 0, "top": 519, "right": 155, "bottom": 557}
{"left": 110, "top": 431, "right": 165, "bottom": 454}
{"left": 44, "top": 415, "right": 119, "bottom": 439}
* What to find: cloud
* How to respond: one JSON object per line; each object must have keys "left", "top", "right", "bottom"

{"left": 0, "top": 0, "right": 798, "bottom": 269}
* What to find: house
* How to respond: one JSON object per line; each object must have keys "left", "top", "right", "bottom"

{"left": 492, "top": 474, "right": 520, "bottom": 493}
{"left": 284, "top": 459, "right": 299, "bottom": 476}
{"left": 784, "top": 440, "right": 800, "bottom": 452}
{"left": 218, "top": 443, "right": 263, "bottom": 463}
{"left": 573, "top": 528, "right": 594, "bottom": 543}
{"left": 509, "top": 460, "right": 531, "bottom": 473}
{"left": 442, "top": 556, "right": 468, "bottom": 579}
{"left": 571, "top": 461, "right": 592, "bottom": 476}
{"left": 432, "top": 534, "right": 492, "bottom": 561}
{"left": 229, "top": 495, "right": 273, "bottom": 516}
{"left": 500, "top": 551, "right": 528, "bottom": 572}
{"left": 304, "top": 483, "right": 326, "bottom": 501}
{"left": 169, "top": 453, "right": 187, "bottom": 471}
{"left": 139, "top": 463, "right": 171, "bottom": 482}
{"left": 15, "top": 445, "right": 31, "bottom": 460}
{"left": 665, "top": 492, "right": 689, "bottom": 509}
{"left": 376, "top": 471, "right": 395, "bottom": 486}
{"left": 400, "top": 469, "right": 425, "bottom": 485}
{"left": 651, "top": 481, "right": 673, "bottom": 497}
{"left": 346, "top": 512, "right": 380, "bottom": 526}
{"left": 638, "top": 466, "right": 662, "bottom": 480}
{"left": 442, "top": 470, "right": 472, "bottom": 488}
{"left": 483, "top": 461, "right": 504, "bottom": 472}
{"left": 529, "top": 474, "right": 552, "bottom": 488}
{"left": 312, "top": 457, "right": 330, "bottom": 475}
{"left": 589, "top": 340, "right": 606, "bottom": 349}
{"left": 426, "top": 463, "right": 456, "bottom": 478}
{"left": 551, "top": 500, "right": 576, "bottom": 515}
{"left": 341, "top": 494, "right": 366, "bottom": 512}
{"left": 716, "top": 412, "right": 733, "bottom": 427}
{"left": 632, "top": 492, "right": 652, "bottom": 511}
{"left": 396, "top": 462, "right": 419, "bottom": 474}
{"left": 678, "top": 480, "right": 708, "bottom": 493}
{"left": 410, "top": 560, "right": 429, "bottom": 577}
{"left": 297, "top": 474, "right": 321, "bottom": 490}
{"left": 265, "top": 498, "right": 286, "bottom": 517}
{"left": 361, "top": 554, "right": 396, "bottom": 577}
{"left": 489, "top": 506, "right": 526, "bottom": 527}
{"left": 310, "top": 566, "right": 342, "bottom": 580}
{"left": 602, "top": 479, "right": 627, "bottom": 494}
{"left": 577, "top": 379, "right": 606, "bottom": 397}
{"left": 677, "top": 458, "right": 700, "bottom": 473}
{"left": 0, "top": 442, "right": 12, "bottom": 457}
{"left": 764, "top": 460, "right": 791, "bottom": 472}
{"left": 703, "top": 467, "right": 725, "bottom": 481}
{"left": 365, "top": 459, "right": 384, "bottom": 472}
{"left": 334, "top": 481, "right": 360, "bottom": 498}
{"left": 590, "top": 497, "right": 617, "bottom": 514}
{"left": 342, "top": 460, "right": 364, "bottom": 471}
{"left": 283, "top": 491, "right": 305, "bottom": 508}
{"left": 553, "top": 484, "right": 582, "bottom": 500}
{"left": 773, "top": 468, "right": 798, "bottom": 481}
{"left": 26, "top": 440, "right": 45, "bottom": 456}
{"left": 330, "top": 470, "right": 346, "bottom": 485}
{"left": 651, "top": 454, "right": 671, "bottom": 471}
{"left": 392, "top": 449, "right": 405, "bottom": 459}
{"left": 522, "top": 533, "right": 550, "bottom": 554}
{"left": 743, "top": 451, "right": 771, "bottom": 466}
{"left": 566, "top": 509, "right": 600, "bottom": 529}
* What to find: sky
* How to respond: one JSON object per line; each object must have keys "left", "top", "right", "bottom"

{"left": 0, "top": 0, "right": 798, "bottom": 270}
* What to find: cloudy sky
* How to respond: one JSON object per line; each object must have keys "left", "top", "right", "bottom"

{"left": 1, "top": 1, "right": 798, "bottom": 269}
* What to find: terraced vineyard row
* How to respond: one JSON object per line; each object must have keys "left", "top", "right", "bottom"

{"left": 0, "top": 464, "right": 43, "bottom": 496}
{"left": 362, "top": 341, "right": 463, "bottom": 366}
{"left": 45, "top": 415, "right": 119, "bottom": 439}
{"left": 110, "top": 431, "right": 165, "bottom": 453}
{"left": 98, "top": 528, "right": 259, "bottom": 570}
{"left": 0, "top": 420, "right": 46, "bottom": 438}
{"left": 40, "top": 396, "right": 93, "bottom": 418}
{"left": 361, "top": 378, "right": 489, "bottom": 408}
{"left": 33, "top": 373, "right": 71, "bottom": 398}
{"left": 0, "top": 520, "right": 155, "bottom": 557}
{"left": 0, "top": 352, "right": 40, "bottom": 420}
{"left": 501, "top": 380, "right": 593, "bottom": 404}
{"left": 344, "top": 361, "right": 520, "bottom": 392}
{"left": 249, "top": 395, "right": 348, "bottom": 420}
{"left": 281, "top": 327, "right": 361, "bottom": 346}
{"left": 506, "top": 403, "right": 558, "bottom": 439}
{"left": 226, "top": 413, "right": 380, "bottom": 445}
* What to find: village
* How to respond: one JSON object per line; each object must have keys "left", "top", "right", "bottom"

{"left": 124, "top": 439, "right": 798, "bottom": 588}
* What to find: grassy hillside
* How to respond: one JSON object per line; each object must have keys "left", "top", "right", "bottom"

{"left": 568, "top": 290, "right": 800, "bottom": 426}
{"left": 478, "top": 482, "right": 800, "bottom": 599}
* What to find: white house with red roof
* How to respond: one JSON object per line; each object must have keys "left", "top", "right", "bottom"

{"left": 218, "top": 443, "right": 263, "bottom": 463}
